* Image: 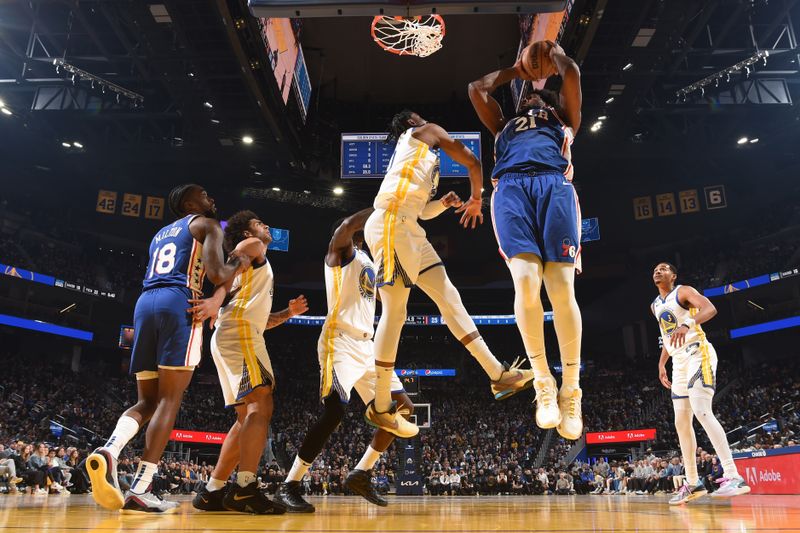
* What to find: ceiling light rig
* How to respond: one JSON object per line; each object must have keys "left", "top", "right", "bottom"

{"left": 675, "top": 50, "right": 769, "bottom": 101}
{"left": 52, "top": 58, "right": 144, "bottom": 107}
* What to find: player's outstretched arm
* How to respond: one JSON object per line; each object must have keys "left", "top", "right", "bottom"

{"left": 547, "top": 41, "right": 582, "bottom": 132}
{"left": 414, "top": 124, "right": 484, "bottom": 229}
{"left": 194, "top": 218, "right": 251, "bottom": 285}
{"left": 266, "top": 295, "right": 308, "bottom": 330}
{"left": 419, "top": 191, "right": 463, "bottom": 221}
{"left": 326, "top": 207, "right": 375, "bottom": 267}
{"left": 468, "top": 67, "right": 520, "bottom": 136}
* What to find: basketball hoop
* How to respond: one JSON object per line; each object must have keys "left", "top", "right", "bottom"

{"left": 371, "top": 15, "right": 446, "bottom": 58}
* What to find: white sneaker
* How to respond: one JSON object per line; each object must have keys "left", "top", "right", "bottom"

{"left": 123, "top": 491, "right": 181, "bottom": 513}
{"left": 35, "top": 488, "right": 48, "bottom": 495}
{"left": 712, "top": 476, "right": 750, "bottom": 497}
{"left": 533, "top": 376, "right": 561, "bottom": 429}
{"left": 557, "top": 385, "right": 583, "bottom": 440}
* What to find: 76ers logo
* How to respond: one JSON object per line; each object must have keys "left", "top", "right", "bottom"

{"left": 561, "top": 238, "right": 576, "bottom": 258}
{"left": 359, "top": 265, "right": 375, "bottom": 301}
{"left": 659, "top": 310, "right": 678, "bottom": 335}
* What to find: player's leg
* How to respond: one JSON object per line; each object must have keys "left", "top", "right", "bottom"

{"left": 668, "top": 354, "right": 706, "bottom": 505}
{"left": 366, "top": 281, "right": 418, "bottom": 437}
{"left": 687, "top": 345, "right": 749, "bottom": 497}
{"left": 415, "top": 264, "right": 533, "bottom": 399}
{"left": 88, "top": 293, "right": 159, "bottom": 511}
{"left": 542, "top": 261, "right": 583, "bottom": 439}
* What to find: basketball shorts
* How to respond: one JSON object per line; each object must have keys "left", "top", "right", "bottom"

{"left": 211, "top": 324, "right": 275, "bottom": 407}
{"left": 130, "top": 287, "right": 203, "bottom": 376}
{"left": 671, "top": 341, "right": 718, "bottom": 399}
{"left": 365, "top": 208, "right": 443, "bottom": 288}
{"left": 317, "top": 329, "right": 404, "bottom": 404}
{"left": 490, "top": 171, "right": 582, "bottom": 272}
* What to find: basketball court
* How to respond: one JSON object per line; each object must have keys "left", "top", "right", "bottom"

{"left": 2, "top": 494, "right": 799, "bottom": 532}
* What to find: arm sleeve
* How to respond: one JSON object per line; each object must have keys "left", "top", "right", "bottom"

{"left": 419, "top": 200, "right": 448, "bottom": 220}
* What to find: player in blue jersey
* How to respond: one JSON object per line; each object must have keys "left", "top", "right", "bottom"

{"left": 469, "top": 41, "right": 585, "bottom": 440}
{"left": 86, "top": 184, "right": 251, "bottom": 513}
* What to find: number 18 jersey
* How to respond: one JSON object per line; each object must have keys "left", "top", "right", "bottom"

{"left": 142, "top": 214, "right": 206, "bottom": 295}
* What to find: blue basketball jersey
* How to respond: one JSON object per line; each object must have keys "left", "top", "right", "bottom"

{"left": 492, "top": 106, "right": 574, "bottom": 181}
{"left": 142, "top": 215, "right": 205, "bottom": 294}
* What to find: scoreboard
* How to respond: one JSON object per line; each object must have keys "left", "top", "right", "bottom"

{"left": 341, "top": 132, "right": 481, "bottom": 179}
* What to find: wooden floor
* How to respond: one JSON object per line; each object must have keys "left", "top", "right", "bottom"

{"left": 1, "top": 493, "right": 799, "bottom": 532}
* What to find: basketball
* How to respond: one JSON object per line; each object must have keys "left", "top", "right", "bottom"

{"left": 520, "top": 40, "right": 556, "bottom": 80}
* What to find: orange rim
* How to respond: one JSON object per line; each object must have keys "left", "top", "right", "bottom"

{"left": 370, "top": 15, "right": 446, "bottom": 56}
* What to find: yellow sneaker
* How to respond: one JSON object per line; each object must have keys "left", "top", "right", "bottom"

{"left": 364, "top": 401, "right": 419, "bottom": 438}
{"left": 533, "top": 376, "right": 561, "bottom": 429}
{"left": 491, "top": 357, "right": 535, "bottom": 400}
{"left": 557, "top": 385, "right": 583, "bottom": 440}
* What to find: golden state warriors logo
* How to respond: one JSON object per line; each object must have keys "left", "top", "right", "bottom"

{"left": 359, "top": 265, "right": 375, "bottom": 301}
{"left": 659, "top": 310, "right": 678, "bottom": 335}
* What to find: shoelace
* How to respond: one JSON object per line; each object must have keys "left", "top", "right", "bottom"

{"left": 676, "top": 484, "right": 690, "bottom": 498}
{"left": 498, "top": 356, "right": 527, "bottom": 383}
{"left": 536, "top": 382, "right": 556, "bottom": 407}
{"left": 567, "top": 393, "right": 581, "bottom": 418}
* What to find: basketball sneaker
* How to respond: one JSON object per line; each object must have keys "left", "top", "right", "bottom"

{"left": 222, "top": 482, "right": 287, "bottom": 514}
{"left": 533, "top": 376, "right": 561, "bottom": 429}
{"left": 122, "top": 490, "right": 181, "bottom": 513}
{"left": 86, "top": 447, "right": 124, "bottom": 510}
{"left": 364, "top": 400, "right": 419, "bottom": 438}
{"left": 491, "top": 357, "right": 535, "bottom": 400}
{"left": 344, "top": 469, "right": 388, "bottom": 507}
{"left": 192, "top": 484, "right": 228, "bottom": 511}
{"left": 711, "top": 476, "right": 750, "bottom": 497}
{"left": 669, "top": 480, "right": 707, "bottom": 505}
{"left": 557, "top": 385, "right": 583, "bottom": 440}
{"left": 274, "top": 481, "right": 315, "bottom": 513}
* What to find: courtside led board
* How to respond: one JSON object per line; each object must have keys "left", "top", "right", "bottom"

{"left": 341, "top": 132, "right": 480, "bottom": 179}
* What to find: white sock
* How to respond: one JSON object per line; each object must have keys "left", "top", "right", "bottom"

{"left": 689, "top": 394, "right": 739, "bottom": 478}
{"left": 285, "top": 456, "right": 311, "bottom": 483}
{"left": 236, "top": 471, "right": 256, "bottom": 488}
{"left": 206, "top": 477, "right": 226, "bottom": 492}
{"left": 465, "top": 337, "right": 504, "bottom": 381}
{"left": 508, "top": 256, "right": 551, "bottom": 380}
{"left": 543, "top": 264, "right": 582, "bottom": 389}
{"left": 355, "top": 446, "right": 382, "bottom": 472}
{"left": 130, "top": 461, "right": 158, "bottom": 495}
{"left": 103, "top": 416, "right": 139, "bottom": 460}
{"left": 374, "top": 364, "right": 394, "bottom": 412}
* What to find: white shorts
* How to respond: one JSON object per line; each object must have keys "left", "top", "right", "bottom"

{"left": 365, "top": 208, "right": 442, "bottom": 288}
{"left": 317, "top": 329, "right": 404, "bottom": 403}
{"left": 211, "top": 325, "right": 275, "bottom": 407}
{"left": 671, "top": 341, "right": 717, "bottom": 399}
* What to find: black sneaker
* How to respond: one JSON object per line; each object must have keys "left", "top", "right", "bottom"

{"left": 274, "top": 481, "right": 315, "bottom": 513}
{"left": 222, "top": 482, "right": 287, "bottom": 515}
{"left": 192, "top": 484, "right": 228, "bottom": 511}
{"left": 344, "top": 469, "right": 388, "bottom": 507}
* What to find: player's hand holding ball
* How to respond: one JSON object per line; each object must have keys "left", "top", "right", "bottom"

{"left": 440, "top": 191, "right": 463, "bottom": 208}
{"left": 516, "top": 40, "right": 558, "bottom": 81}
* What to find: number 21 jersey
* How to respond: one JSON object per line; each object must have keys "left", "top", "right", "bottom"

{"left": 142, "top": 214, "right": 206, "bottom": 295}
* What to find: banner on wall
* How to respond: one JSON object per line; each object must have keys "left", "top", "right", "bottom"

{"left": 734, "top": 446, "right": 800, "bottom": 494}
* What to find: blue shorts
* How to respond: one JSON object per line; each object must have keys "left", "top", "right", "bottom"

{"left": 130, "top": 286, "right": 203, "bottom": 375}
{"left": 490, "top": 172, "right": 582, "bottom": 270}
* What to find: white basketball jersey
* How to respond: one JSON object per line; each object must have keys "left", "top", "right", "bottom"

{"left": 374, "top": 128, "right": 440, "bottom": 217}
{"left": 651, "top": 285, "right": 707, "bottom": 357}
{"left": 322, "top": 248, "right": 376, "bottom": 339}
{"left": 216, "top": 257, "right": 274, "bottom": 336}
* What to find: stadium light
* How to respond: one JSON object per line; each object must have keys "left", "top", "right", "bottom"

{"left": 749, "top": 138, "right": 759, "bottom": 143}
{"left": 242, "top": 135, "right": 254, "bottom": 145}
{"left": 623, "top": 62, "right": 633, "bottom": 71}
{"left": 605, "top": 97, "right": 614, "bottom": 104}
{"left": 737, "top": 137, "right": 749, "bottom": 145}
{"left": 0, "top": 99, "right": 5, "bottom": 107}
{"left": 0, "top": 108, "right": 11, "bottom": 116}
{"left": 204, "top": 101, "right": 213, "bottom": 109}
{"left": 272, "top": 187, "right": 280, "bottom": 192}
{"left": 333, "top": 186, "right": 344, "bottom": 195}
{"left": 590, "top": 121, "right": 602, "bottom": 132}
{"left": 61, "top": 142, "right": 71, "bottom": 148}
{"left": 73, "top": 142, "right": 83, "bottom": 148}
{"left": 598, "top": 115, "right": 607, "bottom": 120}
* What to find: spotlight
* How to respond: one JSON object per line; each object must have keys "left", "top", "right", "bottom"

{"left": 605, "top": 97, "right": 614, "bottom": 104}
{"left": 73, "top": 142, "right": 83, "bottom": 148}
{"left": 737, "top": 137, "right": 748, "bottom": 145}
{"left": 0, "top": 108, "right": 11, "bottom": 116}
{"left": 749, "top": 138, "right": 759, "bottom": 143}
{"left": 204, "top": 101, "right": 213, "bottom": 109}
{"left": 254, "top": 171, "right": 262, "bottom": 176}
{"left": 303, "top": 190, "right": 311, "bottom": 194}
{"left": 622, "top": 62, "right": 633, "bottom": 71}
{"left": 590, "top": 121, "right": 602, "bottom": 132}
{"left": 211, "top": 119, "right": 220, "bottom": 124}
{"left": 188, "top": 72, "right": 195, "bottom": 77}
{"left": 333, "top": 186, "right": 344, "bottom": 195}
{"left": 61, "top": 142, "right": 71, "bottom": 148}
{"left": 272, "top": 187, "right": 280, "bottom": 192}
{"left": 0, "top": 99, "right": 5, "bottom": 107}
{"left": 598, "top": 115, "right": 607, "bottom": 120}
{"left": 242, "top": 135, "right": 254, "bottom": 145}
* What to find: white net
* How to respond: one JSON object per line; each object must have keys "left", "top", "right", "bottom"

{"left": 371, "top": 16, "right": 445, "bottom": 58}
